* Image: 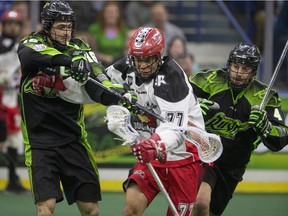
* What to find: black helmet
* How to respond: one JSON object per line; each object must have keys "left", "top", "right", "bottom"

{"left": 41, "top": 0, "right": 75, "bottom": 35}
{"left": 227, "top": 42, "right": 261, "bottom": 91}
{"left": 227, "top": 42, "right": 261, "bottom": 74}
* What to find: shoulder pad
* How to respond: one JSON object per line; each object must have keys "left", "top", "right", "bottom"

{"left": 70, "top": 37, "right": 91, "bottom": 50}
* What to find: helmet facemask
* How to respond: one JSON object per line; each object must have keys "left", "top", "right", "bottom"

{"left": 41, "top": 1, "right": 75, "bottom": 51}
{"left": 129, "top": 53, "right": 162, "bottom": 82}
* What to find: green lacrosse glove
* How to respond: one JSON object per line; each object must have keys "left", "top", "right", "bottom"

{"left": 248, "top": 105, "right": 272, "bottom": 137}
{"left": 118, "top": 83, "right": 138, "bottom": 111}
{"left": 69, "top": 50, "right": 90, "bottom": 82}
{"left": 198, "top": 98, "right": 220, "bottom": 115}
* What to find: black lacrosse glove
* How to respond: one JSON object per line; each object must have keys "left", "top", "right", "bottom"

{"left": 248, "top": 105, "right": 272, "bottom": 137}
{"left": 198, "top": 98, "right": 220, "bottom": 116}
{"left": 69, "top": 50, "right": 90, "bottom": 83}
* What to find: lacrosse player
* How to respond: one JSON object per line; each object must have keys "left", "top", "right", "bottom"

{"left": 0, "top": 10, "right": 29, "bottom": 193}
{"left": 16, "top": 1, "right": 121, "bottom": 215}
{"left": 189, "top": 42, "right": 288, "bottom": 216}
{"left": 105, "top": 27, "right": 205, "bottom": 216}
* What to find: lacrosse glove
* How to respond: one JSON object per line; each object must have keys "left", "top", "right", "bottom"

{"left": 118, "top": 83, "right": 138, "bottom": 110}
{"left": 131, "top": 133, "right": 167, "bottom": 164}
{"left": 32, "top": 73, "right": 67, "bottom": 96}
{"left": 248, "top": 105, "right": 272, "bottom": 137}
{"left": 69, "top": 50, "right": 90, "bottom": 83}
{"left": 198, "top": 98, "right": 220, "bottom": 116}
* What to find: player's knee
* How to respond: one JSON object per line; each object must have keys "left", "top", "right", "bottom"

{"left": 122, "top": 203, "right": 139, "bottom": 216}
{"left": 77, "top": 202, "right": 99, "bottom": 216}
{"left": 194, "top": 197, "right": 210, "bottom": 212}
{"left": 36, "top": 199, "right": 55, "bottom": 216}
{"left": 80, "top": 207, "right": 99, "bottom": 216}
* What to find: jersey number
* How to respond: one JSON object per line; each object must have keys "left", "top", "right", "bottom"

{"left": 166, "top": 112, "right": 184, "bottom": 126}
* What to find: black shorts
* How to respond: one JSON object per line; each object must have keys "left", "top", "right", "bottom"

{"left": 202, "top": 165, "right": 245, "bottom": 215}
{"left": 0, "top": 119, "right": 7, "bottom": 142}
{"left": 27, "top": 142, "right": 101, "bottom": 205}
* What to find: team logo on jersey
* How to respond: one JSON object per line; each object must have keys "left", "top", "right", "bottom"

{"left": 205, "top": 112, "right": 249, "bottom": 139}
{"left": 134, "top": 170, "right": 145, "bottom": 179}
{"left": 33, "top": 44, "right": 46, "bottom": 51}
{"left": 155, "top": 75, "right": 167, "bottom": 87}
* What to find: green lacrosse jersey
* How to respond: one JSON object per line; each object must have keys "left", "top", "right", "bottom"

{"left": 189, "top": 68, "right": 288, "bottom": 168}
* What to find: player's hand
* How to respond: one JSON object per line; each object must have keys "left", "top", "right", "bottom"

{"left": 131, "top": 133, "right": 167, "bottom": 164}
{"left": 32, "top": 73, "right": 67, "bottom": 96}
{"left": 198, "top": 98, "right": 220, "bottom": 115}
{"left": 118, "top": 83, "right": 138, "bottom": 113}
{"left": 248, "top": 105, "right": 272, "bottom": 137}
{"left": 69, "top": 50, "right": 90, "bottom": 83}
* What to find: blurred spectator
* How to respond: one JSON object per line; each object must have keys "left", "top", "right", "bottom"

{"left": 68, "top": 1, "right": 97, "bottom": 31}
{"left": 88, "top": 1, "right": 129, "bottom": 67}
{"left": 125, "top": 0, "right": 153, "bottom": 29}
{"left": 145, "top": 2, "right": 187, "bottom": 55}
{"left": 123, "top": 28, "right": 136, "bottom": 56}
{"left": 11, "top": 1, "right": 33, "bottom": 40}
{"left": 273, "top": 1, "right": 288, "bottom": 90}
{"left": 168, "top": 36, "right": 187, "bottom": 59}
{"left": 0, "top": 10, "right": 27, "bottom": 194}
{"left": 0, "top": 1, "right": 12, "bottom": 21}
{"left": 175, "top": 52, "right": 199, "bottom": 77}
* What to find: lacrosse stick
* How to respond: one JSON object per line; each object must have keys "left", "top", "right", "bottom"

{"left": 183, "top": 127, "right": 222, "bottom": 163}
{"left": 260, "top": 39, "right": 288, "bottom": 110}
{"left": 106, "top": 105, "right": 179, "bottom": 216}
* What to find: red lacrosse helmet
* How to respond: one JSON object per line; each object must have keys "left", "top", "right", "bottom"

{"left": 128, "top": 27, "right": 164, "bottom": 81}
{"left": 1, "top": 10, "right": 22, "bottom": 24}
{"left": 128, "top": 27, "right": 164, "bottom": 58}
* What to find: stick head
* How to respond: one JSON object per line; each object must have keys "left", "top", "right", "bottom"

{"left": 184, "top": 127, "right": 223, "bottom": 163}
{"left": 106, "top": 105, "right": 140, "bottom": 146}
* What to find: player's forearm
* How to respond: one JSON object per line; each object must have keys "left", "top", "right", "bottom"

{"left": 84, "top": 80, "right": 119, "bottom": 105}
{"left": 262, "top": 125, "right": 288, "bottom": 151}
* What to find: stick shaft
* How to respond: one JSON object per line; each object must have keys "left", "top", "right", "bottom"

{"left": 260, "top": 39, "right": 288, "bottom": 109}
{"left": 87, "top": 77, "right": 166, "bottom": 122}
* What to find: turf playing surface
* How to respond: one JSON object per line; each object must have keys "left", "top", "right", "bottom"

{"left": 0, "top": 191, "right": 287, "bottom": 215}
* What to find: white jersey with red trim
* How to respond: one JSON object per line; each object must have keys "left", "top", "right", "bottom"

{"left": 0, "top": 35, "right": 21, "bottom": 133}
{"left": 106, "top": 56, "right": 205, "bottom": 166}
{"left": 0, "top": 36, "right": 20, "bottom": 108}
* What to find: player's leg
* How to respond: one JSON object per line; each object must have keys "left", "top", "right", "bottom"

{"left": 5, "top": 131, "right": 27, "bottom": 193}
{"left": 123, "top": 182, "right": 149, "bottom": 216}
{"left": 209, "top": 167, "right": 244, "bottom": 216}
{"left": 122, "top": 163, "right": 160, "bottom": 216}
{"left": 59, "top": 143, "right": 101, "bottom": 216}
{"left": 192, "top": 182, "right": 212, "bottom": 216}
{"left": 192, "top": 166, "right": 217, "bottom": 216}
{"left": 36, "top": 198, "right": 57, "bottom": 216}
{"left": 76, "top": 199, "right": 99, "bottom": 216}
{"left": 27, "top": 147, "right": 63, "bottom": 215}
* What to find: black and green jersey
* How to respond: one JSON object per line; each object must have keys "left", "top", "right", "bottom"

{"left": 17, "top": 32, "right": 91, "bottom": 148}
{"left": 189, "top": 68, "right": 288, "bottom": 168}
